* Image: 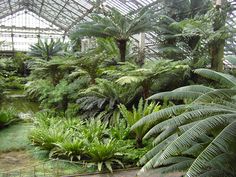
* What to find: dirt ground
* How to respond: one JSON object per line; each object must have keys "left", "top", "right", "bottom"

{"left": 0, "top": 150, "right": 39, "bottom": 172}
{"left": 0, "top": 151, "right": 183, "bottom": 177}
{"left": 68, "top": 170, "right": 183, "bottom": 177}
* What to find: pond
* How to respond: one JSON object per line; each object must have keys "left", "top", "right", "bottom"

{"left": 1, "top": 89, "right": 39, "bottom": 113}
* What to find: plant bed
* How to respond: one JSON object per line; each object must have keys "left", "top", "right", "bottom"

{"left": 28, "top": 114, "right": 153, "bottom": 173}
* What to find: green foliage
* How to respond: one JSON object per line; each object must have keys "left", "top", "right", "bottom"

{"left": 29, "top": 117, "right": 69, "bottom": 150}
{"left": 119, "top": 98, "right": 160, "bottom": 147}
{"left": 72, "top": 8, "right": 155, "bottom": 61}
{"left": 72, "top": 8, "right": 155, "bottom": 42}
{"left": 0, "top": 107, "right": 18, "bottom": 129}
{"left": 70, "top": 51, "right": 106, "bottom": 85}
{"left": 28, "top": 56, "right": 75, "bottom": 85}
{"left": 116, "top": 60, "right": 190, "bottom": 98}
{"left": 28, "top": 38, "right": 63, "bottom": 61}
{"left": 132, "top": 69, "right": 236, "bottom": 176}
{"left": 77, "top": 78, "right": 141, "bottom": 124}
{"left": 86, "top": 139, "right": 124, "bottom": 172}
{"left": 29, "top": 114, "right": 152, "bottom": 173}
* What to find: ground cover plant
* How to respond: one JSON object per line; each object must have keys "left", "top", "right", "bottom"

{"left": 0, "top": 107, "right": 19, "bottom": 129}
{"left": 29, "top": 112, "right": 154, "bottom": 172}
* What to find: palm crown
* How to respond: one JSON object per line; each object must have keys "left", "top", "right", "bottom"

{"left": 71, "top": 8, "right": 155, "bottom": 62}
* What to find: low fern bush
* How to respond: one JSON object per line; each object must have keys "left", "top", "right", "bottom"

{"left": 119, "top": 98, "right": 160, "bottom": 148}
{"left": 29, "top": 113, "right": 152, "bottom": 172}
{"left": 0, "top": 107, "right": 18, "bottom": 129}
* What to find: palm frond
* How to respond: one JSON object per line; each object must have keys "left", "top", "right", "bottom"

{"left": 194, "top": 68, "right": 236, "bottom": 87}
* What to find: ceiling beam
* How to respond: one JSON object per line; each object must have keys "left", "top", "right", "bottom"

{"left": 39, "top": 0, "right": 45, "bottom": 16}
{"left": 33, "top": 0, "right": 77, "bottom": 23}
{"left": 7, "top": 0, "right": 13, "bottom": 15}
{"left": 27, "top": 7, "right": 67, "bottom": 31}
{"left": 64, "top": 6, "right": 94, "bottom": 34}
{"left": 0, "top": 7, "right": 25, "bottom": 20}
{"left": 52, "top": 0, "right": 70, "bottom": 24}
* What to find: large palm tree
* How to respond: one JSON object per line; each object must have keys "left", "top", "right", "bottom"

{"left": 71, "top": 8, "right": 155, "bottom": 62}
{"left": 132, "top": 69, "right": 236, "bottom": 176}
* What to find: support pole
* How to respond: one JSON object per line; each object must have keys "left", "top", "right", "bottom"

{"left": 138, "top": 33, "right": 145, "bottom": 65}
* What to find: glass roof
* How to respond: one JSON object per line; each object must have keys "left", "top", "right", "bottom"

{"left": 0, "top": 0, "right": 235, "bottom": 54}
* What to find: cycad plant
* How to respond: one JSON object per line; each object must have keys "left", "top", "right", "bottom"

{"left": 77, "top": 78, "right": 141, "bottom": 124}
{"left": 132, "top": 68, "right": 236, "bottom": 177}
{"left": 71, "top": 8, "right": 155, "bottom": 62}
{"left": 119, "top": 98, "right": 160, "bottom": 148}
{"left": 28, "top": 38, "right": 63, "bottom": 61}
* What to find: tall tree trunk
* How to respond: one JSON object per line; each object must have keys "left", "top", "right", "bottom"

{"left": 210, "top": 1, "right": 227, "bottom": 72}
{"left": 117, "top": 40, "right": 127, "bottom": 62}
{"left": 210, "top": 40, "right": 225, "bottom": 71}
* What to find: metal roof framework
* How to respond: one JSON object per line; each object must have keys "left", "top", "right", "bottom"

{"left": 0, "top": 0, "right": 235, "bottom": 54}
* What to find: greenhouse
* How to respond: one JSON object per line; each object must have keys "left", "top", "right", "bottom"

{"left": 0, "top": 0, "right": 236, "bottom": 176}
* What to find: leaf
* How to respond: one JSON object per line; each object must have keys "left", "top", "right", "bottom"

{"left": 105, "top": 161, "right": 113, "bottom": 173}
{"left": 97, "top": 162, "right": 103, "bottom": 172}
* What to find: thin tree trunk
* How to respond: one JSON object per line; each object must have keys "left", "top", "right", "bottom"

{"left": 117, "top": 40, "right": 127, "bottom": 62}
{"left": 142, "top": 81, "right": 150, "bottom": 99}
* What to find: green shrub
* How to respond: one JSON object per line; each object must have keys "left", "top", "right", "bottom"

{"left": 0, "top": 107, "right": 18, "bottom": 129}
{"left": 119, "top": 98, "right": 160, "bottom": 147}
{"left": 86, "top": 139, "right": 124, "bottom": 172}
{"left": 29, "top": 115, "right": 152, "bottom": 173}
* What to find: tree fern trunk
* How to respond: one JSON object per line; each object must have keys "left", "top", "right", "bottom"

{"left": 136, "top": 137, "right": 144, "bottom": 148}
{"left": 117, "top": 40, "right": 127, "bottom": 62}
{"left": 210, "top": 40, "right": 225, "bottom": 72}
{"left": 210, "top": 2, "right": 228, "bottom": 72}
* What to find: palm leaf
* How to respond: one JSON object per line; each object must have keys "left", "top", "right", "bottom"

{"left": 194, "top": 69, "right": 236, "bottom": 87}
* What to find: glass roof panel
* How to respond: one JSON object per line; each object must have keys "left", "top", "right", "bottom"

{"left": 0, "top": 0, "right": 235, "bottom": 54}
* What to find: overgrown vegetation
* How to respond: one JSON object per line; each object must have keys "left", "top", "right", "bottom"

{"left": 29, "top": 113, "right": 152, "bottom": 172}
{"left": 0, "top": 0, "right": 235, "bottom": 176}
{"left": 133, "top": 69, "right": 236, "bottom": 176}
{"left": 0, "top": 107, "right": 18, "bottom": 129}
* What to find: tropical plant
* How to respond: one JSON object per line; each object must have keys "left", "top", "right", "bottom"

{"left": 50, "top": 137, "right": 85, "bottom": 161}
{"left": 116, "top": 60, "right": 190, "bottom": 98}
{"left": 132, "top": 68, "right": 236, "bottom": 176}
{"left": 25, "top": 79, "right": 54, "bottom": 102}
{"left": 0, "top": 107, "right": 18, "bottom": 129}
{"left": 29, "top": 118, "right": 68, "bottom": 150}
{"left": 72, "top": 8, "right": 155, "bottom": 62}
{"left": 119, "top": 98, "right": 160, "bottom": 148}
{"left": 28, "top": 38, "right": 63, "bottom": 61}
{"left": 77, "top": 78, "right": 141, "bottom": 124}
{"left": 69, "top": 51, "right": 106, "bottom": 85}
{"left": 28, "top": 57, "right": 75, "bottom": 86}
{"left": 86, "top": 139, "right": 124, "bottom": 172}
{"left": 109, "top": 119, "right": 130, "bottom": 140}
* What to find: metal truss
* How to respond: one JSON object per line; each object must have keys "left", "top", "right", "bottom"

{"left": 0, "top": 0, "right": 235, "bottom": 54}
